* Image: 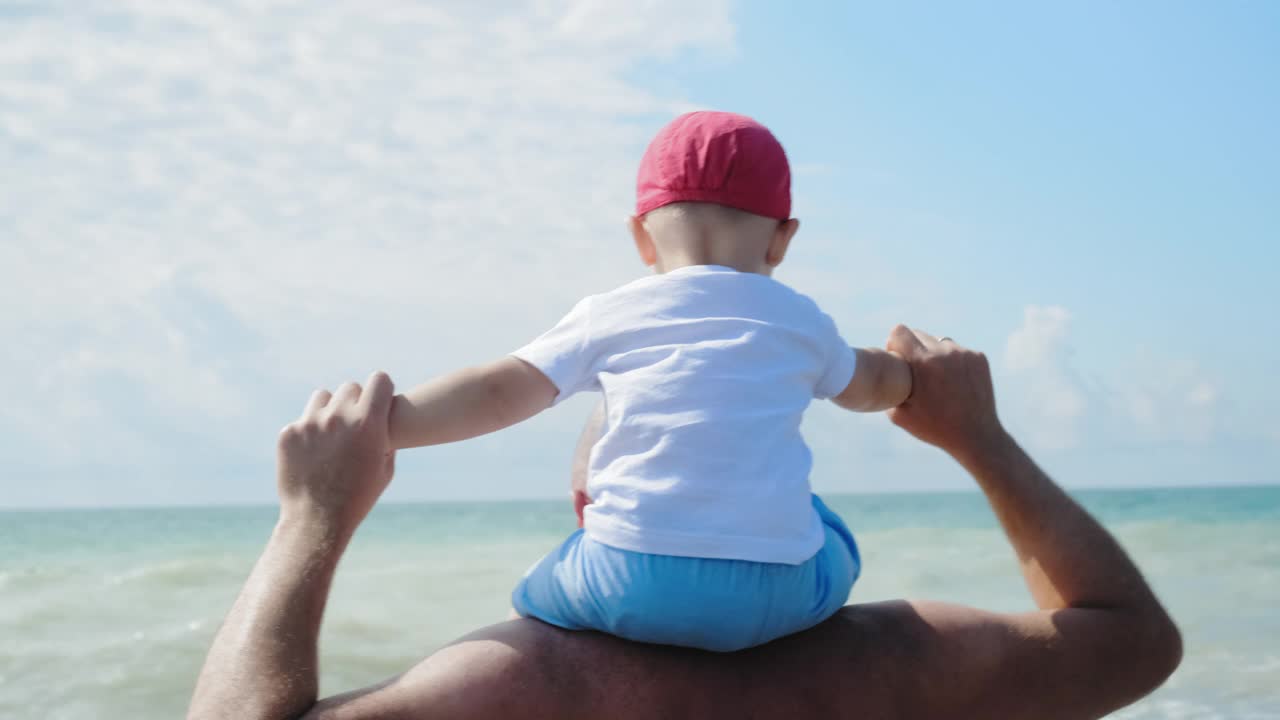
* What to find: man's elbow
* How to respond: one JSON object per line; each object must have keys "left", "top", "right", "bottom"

{"left": 1120, "top": 610, "right": 1183, "bottom": 699}
{"left": 1144, "top": 614, "right": 1183, "bottom": 690}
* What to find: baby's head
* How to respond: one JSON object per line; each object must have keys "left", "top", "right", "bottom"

{"left": 629, "top": 111, "right": 800, "bottom": 276}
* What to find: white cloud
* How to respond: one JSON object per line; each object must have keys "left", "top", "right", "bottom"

{"left": 1005, "top": 305, "right": 1071, "bottom": 372}
{"left": 1186, "top": 381, "right": 1217, "bottom": 409}
{"left": 0, "top": 0, "right": 734, "bottom": 505}
{"left": 999, "top": 306, "right": 1226, "bottom": 453}
{"left": 1002, "top": 305, "right": 1087, "bottom": 450}
{"left": 1116, "top": 354, "right": 1221, "bottom": 445}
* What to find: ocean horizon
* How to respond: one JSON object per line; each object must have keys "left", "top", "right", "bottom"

{"left": 3, "top": 485, "right": 1277, "bottom": 718}
{"left": 6, "top": 479, "right": 1277, "bottom": 512}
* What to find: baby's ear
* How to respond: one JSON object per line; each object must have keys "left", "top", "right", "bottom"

{"left": 628, "top": 215, "right": 658, "bottom": 267}
{"left": 766, "top": 218, "right": 800, "bottom": 267}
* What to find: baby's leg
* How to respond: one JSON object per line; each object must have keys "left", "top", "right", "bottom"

{"left": 509, "top": 529, "right": 597, "bottom": 632}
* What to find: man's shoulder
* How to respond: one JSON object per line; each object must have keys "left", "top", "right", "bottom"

{"left": 437, "top": 610, "right": 917, "bottom": 720}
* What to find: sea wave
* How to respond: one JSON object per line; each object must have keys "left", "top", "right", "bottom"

{"left": 103, "top": 555, "right": 246, "bottom": 588}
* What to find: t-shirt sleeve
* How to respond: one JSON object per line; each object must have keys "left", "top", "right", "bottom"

{"left": 813, "top": 310, "right": 858, "bottom": 400}
{"left": 510, "top": 297, "right": 598, "bottom": 406}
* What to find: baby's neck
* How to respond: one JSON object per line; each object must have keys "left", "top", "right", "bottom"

{"left": 652, "top": 235, "right": 773, "bottom": 276}
{"left": 656, "top": 255, "right": 769, "bottom": 276}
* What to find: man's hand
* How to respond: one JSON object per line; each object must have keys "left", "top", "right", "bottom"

{"left": 276, "top": 370, "right": 397, "bottom": 540}
{"left": 884, "top": 325, "right": 1006, "bottom": 464}
{"left": 189, "top": 370, "right": 398, "bottom": 720}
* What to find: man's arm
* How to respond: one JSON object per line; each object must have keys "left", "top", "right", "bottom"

{"left": 389, "top": 357, "right": 556, "bottom": 450}
{"left": 881, "top": 326, "right": 1182, "bottom": 718}
{"left": 188, "top": 373, "right": 399, "bottom": 720}
{"left": 831, "top": 347, "right": 912, "bottom": 412}
{"left": 187, "top": 516, "right": 342, "bottom": 720}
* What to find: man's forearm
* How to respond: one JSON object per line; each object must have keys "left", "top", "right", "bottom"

{"left": 956, "top": 433, "right": 1173, "bottom": 618}
{"left": 188, "top": 518, "right": 346, "bottom": 720}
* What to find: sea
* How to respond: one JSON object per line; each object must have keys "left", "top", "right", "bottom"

{"left": 1, "top": 486, "right": 1277, "bottom": 719}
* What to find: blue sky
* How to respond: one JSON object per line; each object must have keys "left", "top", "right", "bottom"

{"left": 1, "top": 1, "right": 1276, "bottom": 508}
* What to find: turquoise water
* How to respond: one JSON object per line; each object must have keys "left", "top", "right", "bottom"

{"left": 2, "top": 486, "right": 1277, "bottom": 718}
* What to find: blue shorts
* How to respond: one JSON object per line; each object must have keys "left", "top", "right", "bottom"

{"left": 512, "top": 495, "right": 860, "bottom": 652}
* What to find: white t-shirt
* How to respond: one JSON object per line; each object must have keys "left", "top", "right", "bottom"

{"left": 512, "top": 264, "right": 857, "bottom": 565}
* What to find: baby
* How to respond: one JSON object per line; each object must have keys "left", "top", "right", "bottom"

{"left": 389, "top": 111, "right": 912, "bottom": 652}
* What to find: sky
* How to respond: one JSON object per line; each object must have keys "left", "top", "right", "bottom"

{"left": 1, "top": 0, "right": 1276, "bottom": 508}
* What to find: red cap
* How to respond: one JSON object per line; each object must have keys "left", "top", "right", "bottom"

{"left": 635, "top": 111, "right": 791, "bottom": 221}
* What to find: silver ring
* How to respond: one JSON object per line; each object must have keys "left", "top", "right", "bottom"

{"left": 937, "top": 336, "right": 954, "bottom": 343}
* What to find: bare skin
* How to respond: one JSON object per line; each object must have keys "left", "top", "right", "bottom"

{"left": 189, "top": 329, "right": 1181, "bottom": 720}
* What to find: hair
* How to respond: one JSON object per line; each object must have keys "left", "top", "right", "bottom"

{"left": 642, "top": 202, "right": 781, "bottom": 246}
{"left": 644, "top": 202, "right": 765, "bottom": 228}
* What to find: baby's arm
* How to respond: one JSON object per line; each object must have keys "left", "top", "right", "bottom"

{"left": 830, "top": 348, "right": 912, "bottom": 412}
{"left": 388, "top": 357, "right": 557, "bottom": 450}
